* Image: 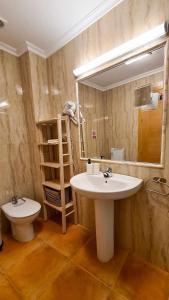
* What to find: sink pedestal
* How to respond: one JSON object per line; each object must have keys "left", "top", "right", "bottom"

{"left": 94, "top": 199, "right": 114, "bottom": 263}
{"left": 70, "top": 172, "right": 143, "bottom": 264}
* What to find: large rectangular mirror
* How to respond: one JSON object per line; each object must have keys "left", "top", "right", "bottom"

{"left": 77, "top": 43, "right": 167, "bottom": 166}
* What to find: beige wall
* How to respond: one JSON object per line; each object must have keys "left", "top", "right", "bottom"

{"left": 0, "top": 50, "right": 35, "bottom": 229}
{"left": 104, "top": 71, "right": 164, "bottom": 161}
{"left": 79, "top": 83, "right": 106, "bottom": 158}
{"left": 19, "top": 52, "right": 52, "bottom": 210}
{"left": 46, "top": 0, "right": 169, "bottom": 272}
{"left": 0, "top": 0, "right": 169, "bottom": 272}
{"left": 79, "top": 72, "right": 164, "bottom": 162}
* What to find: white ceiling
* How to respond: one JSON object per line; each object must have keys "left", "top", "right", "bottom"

{"left": 0, "top": 0, "right": 123, "bottom": 57}
{"left": 83, "top": 47, "right": 164, "bottom": 90}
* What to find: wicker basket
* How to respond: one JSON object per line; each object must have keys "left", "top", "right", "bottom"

{"left": 44, "top": 186, "right": 71, "bottom": 207}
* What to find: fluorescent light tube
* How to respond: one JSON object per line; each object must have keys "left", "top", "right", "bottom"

{"left": 125, "top": 53, "right": 150, "bottom": 65}
{"left": 73, "top": 23, "right": 167, "bottom": 77}
{"left": 0, "top": 100, "right": 9, "bottom": 109}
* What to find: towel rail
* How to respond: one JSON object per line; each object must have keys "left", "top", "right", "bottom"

{"left": 145, "top": 177, "right": 169, "bottom": 197}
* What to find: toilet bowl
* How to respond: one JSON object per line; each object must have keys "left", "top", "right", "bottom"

{"left": 2, "top": 198, "right": 41, "bottom": 242}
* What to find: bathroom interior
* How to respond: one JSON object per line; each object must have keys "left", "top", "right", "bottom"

{"left": 0, "top": 0, "right": 169, "bottom": 299}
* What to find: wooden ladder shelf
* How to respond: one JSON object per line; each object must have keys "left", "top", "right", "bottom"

{"left": 36, "top": 114, "right": 78, "bottom": 233}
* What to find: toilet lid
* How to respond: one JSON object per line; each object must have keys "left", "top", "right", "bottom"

{"left": 1, "top": 198, "right": 41, "bottom": 218}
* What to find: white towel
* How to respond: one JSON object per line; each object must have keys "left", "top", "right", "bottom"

{"left": 48, "top": 139, "right": 58, "bottom": 144}
{"left": 111, "top": 148, "right": 125, "bottom": 160}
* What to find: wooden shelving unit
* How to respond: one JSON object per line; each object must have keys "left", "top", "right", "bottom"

{"left": 36, "top": 114, "right": 77, "bottom": 233}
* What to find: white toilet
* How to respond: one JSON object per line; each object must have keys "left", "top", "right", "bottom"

{"left": 2, "top": 198, "right": 41, "bottom": 242}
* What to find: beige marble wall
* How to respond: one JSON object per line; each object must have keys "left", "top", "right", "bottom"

{"left": 1, "top": 0, "right": 169, "bottom": 272}
{"left": 19, "top": 52, "right": 52, "bottom": 210}
{"left": 0, "top": 50, "right": 35, "bottom": 230}
{"left": 79, "top": 71, "right": 163, "bottom": 161}
{"left": 79, "top": 83, "right": 106, "bottom": 158}
{"left": 104, "top": 71, "right": 164, "bottom": 161}
{"left": 46, "top": 0, "right": 169, "bottom": 272}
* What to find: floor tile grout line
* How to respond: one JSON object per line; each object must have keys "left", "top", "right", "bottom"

{"left": 3, "top": 271, "right": 24, "bottom": 298}
{"left": 35, "top": 222, "right": 92, "bottom": 242}
{"left": 35, "top": 255, "right": 113, "bottom": 299}
{"left": 70, "top": 238, "right": 130, "bottom": 290}
{"left": 0, "top": 237, "right": 46, "bottom": 272}
{"left": 5, "top": 255, "right": 71, "bottom": 299}
{"left": 68, "top": 235, "right": 94, "bottom": 262}
{"left": 0, "top": 265, "right": 6, "bottom": 275}
{"left": 70, "top": 259, "right": 114, "bottom": 291}
{"left": 69, "top": 235, "right": 95, "bottom": 259}
{"left": 106, "top": 288, "right": 129, "bottom": 300}
{"left": 42, "top": 239, "right": 69, "bottom": 260}
{"left": 27, "top": 259, "right": 71, "bottom": 299}
{"left": 110, "top": 250, "right": 131, "bottom": 290}
{"left": 0, "top": 237, "right": 68, "bottom": 299}
{"left": 43, "top": 230, "right": 94, "bottom": 260}
{"left": 37, "top": 232, "right": 128, "bottom": 292}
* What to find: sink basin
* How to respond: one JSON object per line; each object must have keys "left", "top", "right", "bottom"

{"left": 70, "top": 172, "right": 143, "bottom": 200}
{"left": 70, "top": 172, "right": 143, "bottom": 263}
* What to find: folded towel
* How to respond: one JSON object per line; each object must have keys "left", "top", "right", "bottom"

{"left": 48, "top": 139, "right": 58, "bottom": 144}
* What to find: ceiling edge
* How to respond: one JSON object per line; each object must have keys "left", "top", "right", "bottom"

{"left": 0, "top": 41, "right": 47, "bottom": 58}
{"left": 0, "top": 0, "right": 124, "bottom": 58}
{"left": 17, "top": 41, "right": 46, "bottom": 58}
{"left": 46, "top": 0, "right": 124, "bottom": 57}
{"left": 82, "top": 66, "right": 164, "bottom": 91}
{"left": 0, "top": 41, "right": 18, "bottom": 56}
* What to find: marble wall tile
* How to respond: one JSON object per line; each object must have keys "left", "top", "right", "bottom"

{"left": 0, "top": 50, "right": 35, "bottom": 231}
{"left": 1, "top": 0, "right": 168, "bottom": 272}
{"left": 46, "top": 0, "right": 169, "bottom": 272}
{"left": 19, "top": 52, "right": 47, "bottom": 208}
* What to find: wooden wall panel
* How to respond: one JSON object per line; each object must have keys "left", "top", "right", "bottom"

{"left": 78, "top": 72, "right": 163, "bottom": 162}
{"left": 105, "top": 71, "right": 163, "bottom": 161}
{"left": 0, "top": 50, "right": 35, "bottom": 230}
{"left": 0, "top": 0, "right": 167, "bottom": 270}
{"left": 46, "top": 0, "right": 169, "bottom": 271}
{"left": 79, "top": 83, "right": 106, "bottom": 158}
{"left": 138, "top": 101, "right": 163, "bottom": 163}
{"left": 19, "top": 52, "right": 51, "bottom": 211}
{"left": 0, "top": 0, "right": 169, "bottom": 270}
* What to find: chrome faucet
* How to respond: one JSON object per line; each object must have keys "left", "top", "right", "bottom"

{"left": 103, "top": 167, "right": 112, "bottom": 178}
{"left": 11, "top": 196, "right": 18, "bottom": 205}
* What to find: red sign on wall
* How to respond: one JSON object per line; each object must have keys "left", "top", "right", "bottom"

{"left": 92, "top": 130, "right": 97, "bottom": 139}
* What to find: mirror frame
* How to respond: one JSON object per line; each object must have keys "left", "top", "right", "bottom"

{"left": 75, "top": 37, "right": 169, "bottom": 168}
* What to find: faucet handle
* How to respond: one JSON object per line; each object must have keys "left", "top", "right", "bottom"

{"left": 11, "top": 196, "right": 18, "bottom": 205}
{"left": 103, "top": 167, "right": 113, "bottom": 178}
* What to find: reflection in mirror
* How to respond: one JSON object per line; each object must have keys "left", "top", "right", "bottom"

{"left": 78, "top": 45, "right": 165, "bottom": 164}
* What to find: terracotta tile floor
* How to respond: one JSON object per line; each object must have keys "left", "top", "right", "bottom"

{"left": 0, "top": 219, "right": 169, "bottom": 300}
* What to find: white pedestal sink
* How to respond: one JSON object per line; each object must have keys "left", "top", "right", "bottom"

{"left": 70, "top": 172, "right": 143, "bottom": 263}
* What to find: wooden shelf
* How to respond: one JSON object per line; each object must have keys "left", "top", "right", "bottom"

{"left": 37, "top": 114, "right": 77, "bottom": 233}
{"left": 36, "top": 116, "right": 67, "bottom": 125}
{"left": 44, "top": 200, "right": 74, "bottom": 212}
{"left": 40, "top": 162, "right": 71, "bottom": 168}
{"left": 39, "top": 141, "right": 59, "bottom": 145}
{"left": 42, "top": 179, "right": 70, "bottom": 190}
{"left": 38, "top": 142, "right": 68, "bottom": 146}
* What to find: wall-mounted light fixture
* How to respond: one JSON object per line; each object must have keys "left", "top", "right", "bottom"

{"left": 125, "top": 53, "right": 151, "bottom": 65}
{"left": 73, "top": 22, "right": 168, "bottom": 77}
{"left": 0, "top": 100, "right": 9, "bottom": 109}
{"left": 16, "top": 85, "right": 23, "bottom": 96}
{"left": 0, "top": 17, "right": 8, "bottom": 28}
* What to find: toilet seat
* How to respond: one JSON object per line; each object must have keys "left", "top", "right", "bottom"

{"left": 2, "top": 198, "right": 41, "bottom": 218}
